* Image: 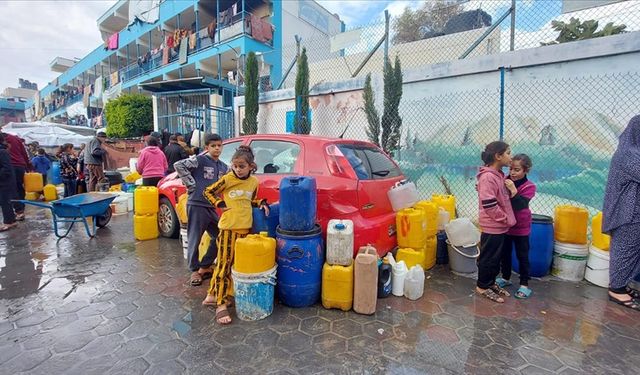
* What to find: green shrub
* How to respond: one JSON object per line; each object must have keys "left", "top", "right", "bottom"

{"left": 104, "top": 94, "right": 153, "bottom": 138}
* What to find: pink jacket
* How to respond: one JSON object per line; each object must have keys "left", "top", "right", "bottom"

{"left": 477, "top": 166, "right": 516, "bottom": 234}
{"left": 137, "top": 146, "right": 168, "bottom": 178}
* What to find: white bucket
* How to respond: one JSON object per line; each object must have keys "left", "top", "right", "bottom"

{"left": 180, "top": 226, "right": 188, "bottom": 259}
{"left": 585, "top": 246, "right": 610, "bottom": 288}
{"left": 112, "top": 196, "right": 128, "bottom": 215}
{"left": 552, "top": 242, "right": 588, "bottom": 281}
{"left": 392, "top": 261, "right": 408, "bottom": 297}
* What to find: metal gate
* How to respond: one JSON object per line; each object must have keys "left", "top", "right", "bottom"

{"left": 155, "top": 89, "right": 234, "bottom": 139}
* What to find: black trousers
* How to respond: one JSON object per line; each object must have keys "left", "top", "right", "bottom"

{"left": 186, "top": 204, "right": 219, "bottom": 272}
{"left": 0, "top": 185, "right": 16, "bottom": 224}
{"left": 12, "top": 166, "right": 25, "bottom": 213}
{"left": 501, "top": 235, "right": 530, "bottom": 286}
{"left": 477, "top": 233, "right": 506, "bottom": 289}
{"left": 142, "top": 177, "right": 162, "bottom": 187}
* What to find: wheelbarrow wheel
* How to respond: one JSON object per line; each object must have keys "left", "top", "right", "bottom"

{"left": 96, "top": 206, "right": 112, "bottom": 228}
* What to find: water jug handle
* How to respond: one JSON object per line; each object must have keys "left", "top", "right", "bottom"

{"left": 287, "top": 246, "right": 304, "bottom": 259}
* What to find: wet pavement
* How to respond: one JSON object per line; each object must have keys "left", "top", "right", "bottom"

{"left": 1, "top": 209, "right": 639, "bottom": 375}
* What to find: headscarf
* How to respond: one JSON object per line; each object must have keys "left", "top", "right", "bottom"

{"left": 602, "top": 115, "right": 640, "bottom": 233}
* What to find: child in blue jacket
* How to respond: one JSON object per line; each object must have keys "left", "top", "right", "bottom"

{"left": 31, "top": 148, "right": 51, "bottom": 184}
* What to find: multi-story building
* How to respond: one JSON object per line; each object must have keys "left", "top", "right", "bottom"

{"left": 31, "top": 0, "right": 343, "bottom": 138}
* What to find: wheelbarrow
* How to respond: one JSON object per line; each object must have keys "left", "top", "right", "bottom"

{"left": 15, "top": 193, "right": 117, "bottom": 238}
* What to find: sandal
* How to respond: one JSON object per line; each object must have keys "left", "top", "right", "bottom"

{"left": 189, "top": 271, "right": 203, "bottom": 286}
{"left": 199, "top": 270, "right": 213, "bottom": 281}
{"left": 15, "top": 213, "right": 25, "bottom": 221}
{"left": 609, "top": 294, "right": 640, "bottom": 311}
{"left": 515, "top": 286, "right": 532, "bottom": 299}
{"left": 215, "top": 305, "right": 232, "bottom": 325}
{"left": 626, "top": 287, "right": 640, "bottom": 299}
{"left": 495, "top": 277, "right": 512, "bottom": 288}
{"left": 477, "top": 288, "right": 504, "bottom": 303}
{"left": 202, "top": 297, "right": 234, "bottom": 308}
{"left": 0, "top": 223, "right": 18, "bottom": 232}
{"left": 490, "top": 283, "right": 511, "bottom": 297}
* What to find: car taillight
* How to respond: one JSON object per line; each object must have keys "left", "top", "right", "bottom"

{"left": 325, "top": 144, "right": 357, "bottom": 179}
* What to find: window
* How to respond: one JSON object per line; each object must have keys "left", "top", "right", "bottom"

{"left": 249, "top": 140, "right": 301, "bottom": 174}
{"left": 220, "top": 141, "right": 242, "bottom": 165}
{"left": 337, "top": 144, "right": 402, "bottom": 180}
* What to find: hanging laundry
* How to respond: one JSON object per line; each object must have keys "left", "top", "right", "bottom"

{"left": 83, "top": 85, "right": 92, "bottom": 107}
{"left": 162, "top": 47, "right": 170, "bottom": 65}
{"left": 219, "top": 9, "right": 231, "bottom": 27}
{"left": 232, "top": 2, "right": 238, "bottom": 15}
{"left": 94, "top": 76, "right": 103, "bottom": 99}
{"left": 167, "top": 35, "right": 175, "bottom": 49}
{"left": 107, "top": 33, "right": 119, "bottom": 50}
{"left": 189, "top": 32, "right": 197, "bottom": 50}
{"left": 207, "top": 20, "right": 217, "bottom": 40}
{"left": 110, "top": 71, "right": 119, "bottom": 86}
{"left": 179, "top": 37, "right": 188, "bottom": 65}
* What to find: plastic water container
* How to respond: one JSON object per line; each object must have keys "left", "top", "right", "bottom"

{"left": 415, "top": 200, "right": 438, "bottom": 237}
{"left": 552, "top": 241, "right": 589, "bottom": 281}
{"left": 43, "top": 184, "right": 58, "bottom": 201}
{"left": 585, "top": 246, "right": 609, "bottom": 288}
{"left": 387, "top": 180, "right": 418, "bottom": 212}
{"left": 129, "top": 158, "right": 138, "bottom": 173}
{"left": 353, "top": 246, "right": 378, "bottom": 315}
{"left": 125, "top": 171, "right": 141, "bottom": 183}
{"left": 396, "top": 248, "right": 425, "bottom": 269}
{"left": 432, "top": 194, "right": 456, "bottom": 219}
{"left": 112, "top": 196, "right": 128, "bottom": 215}
{"left": 276, "top": 225, "right": 324, "bottom": 307}
{"left": 396, "top": 207, "right": 427, "bottom": 249}
{"left": 24, "top": 172, "right": 44, "bottom": 192}
{"left": 134, "top": 186, "right": 159, "bottom": 215}
{"left": 591, "top": 212, "right": 610, "bottom": 251}
{"left": 437, "top": 208, "right": 451, "bottom": 231}
{"left": 134, "top": 214, "right": 158, "bottom": 240}
{"left": 251, "top": 203, "right": 280, "bottom": 238}
{"left": 50, "top": 162, "right": 62, "bottom": 185}
{"left": 512, "top": 214, "right": 554, "bottom": 277}
{"left": 279, "top": 176, "right": 317, "bottom": 232}
{"left": 176, "top": 194, "right": 188, "bottom": 225}
{"left": 232, "top": 265, "right": 277, "bottom": 321}
{"left": 424, "top": 235, "right": 437, "bottom": 270}
{"left": 326, "top": 219, "right": 354, "bottom": 266}
{"left": 445, "top": 218, "right": 480, "bottom": 247}
{"left": 322, "top": 262, "right": 354, "bottom": 311}
{"left": 378, "top": 261, "right": 392, "bottom": 298}
{"left": 554, "top": 205, "right": 588, "bottom": 245}
{"left": 392, "top": 260, "right": 408, "bottom": 297}
{"left": 25, "top": 192, "right": 40, "bottom": 201}
{"left": 121, "top": 192, "right": 134, "bottom": 212}
{"left": 404, "top": 265, "right": 425, "bottom": 301}
{"left": 436, "top": 231, "right": 449, "bottom": 264}
{"left": 234, "top": 232, "right": 276, "bottom": 274}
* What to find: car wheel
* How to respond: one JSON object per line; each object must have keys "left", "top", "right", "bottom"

{"left": 158, "top": 197, "right": 179, "bottom": 238}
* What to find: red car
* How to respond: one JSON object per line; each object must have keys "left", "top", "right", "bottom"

{"left": 157, "top": 134, "right": 405, "bottom": 256}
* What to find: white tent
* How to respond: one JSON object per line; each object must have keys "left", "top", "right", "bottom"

{"left": 1, "top": 121, "right": 94, "bottom": 147}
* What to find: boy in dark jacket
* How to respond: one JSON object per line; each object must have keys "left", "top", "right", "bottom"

{"left": 174, "top": 134, "right": 227, "bottom": 286}
{"left": 164, "top": 135, "right": 188, "bottom": 173}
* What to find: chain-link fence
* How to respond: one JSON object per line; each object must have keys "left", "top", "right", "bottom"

{"left": 272, "top": 0, "right": 640, "bottom": 91}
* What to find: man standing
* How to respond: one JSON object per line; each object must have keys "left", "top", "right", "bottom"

{"left": 164, "top": 134, "right": 188, "bottom": 173}
{"left": 84, "top": 131, "right": 107, "bottom": 192}
{"left": 1, "top": 130, "right": 31, "bottom": 221}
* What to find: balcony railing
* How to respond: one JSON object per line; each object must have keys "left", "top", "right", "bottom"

{"left": 118, "top": 11, "right": 273, "bottom": 84}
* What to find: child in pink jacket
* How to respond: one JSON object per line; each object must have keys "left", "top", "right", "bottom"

{"left": 476, "top": 141, "right": 516, "bottom": 303}
{"left": 136, "top": 136, "right": 168, "bottom": 187}
{"left": 497, "top": 154, "right": 536, "bottom": 299}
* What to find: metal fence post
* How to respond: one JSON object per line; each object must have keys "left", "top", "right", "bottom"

{"left": 499, "top": 66, "right": 505, "bottom": 141}
{"left": 510, "top": 0, "right": 516, "bottom": 51}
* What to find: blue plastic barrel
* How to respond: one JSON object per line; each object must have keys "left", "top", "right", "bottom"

{"left": 276, "top": 224, "right": 324, "bottom": 307}
{"left": 279, "top": 176, "right": 317, "bottom": 232}
{"left": 50, "top": 161, "right": 62, "bottom": 185}
{"left": 436, "top": 231, "right": 449, "bottom": 265}
{"left": 512, "top": 214, "right": 554, "bottom": 277}
{"left": 251, "top": 203, "right": 280, "bottom": 238}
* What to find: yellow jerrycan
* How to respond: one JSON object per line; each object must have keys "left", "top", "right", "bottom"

{"left": 423, "top": 235, "right": 437, "bottom": 270}
{"left": 322, "top": 262, "right": 354, "bottom": 311}
{"left": 396, "top": 248, "right": 425, "bottom": 269}
{"left": 432, "top": 194, "right": 456, "bottom": 220}
{"left": 134, "top": 214, "right": 159, "bottom": 240}
{"left": 234, "top": 232, "right": 276, "bottom": 274}
{"left": 396, "top": 207, "right": 427, "bottom": 249}
{"left": 176, "top": 194, "right": 188, "bottom": 225}
{"left": 591, "top": 211, "right": 610, "bottom": 251}
{"left": 134, "top": 186, "right": 159, "bottom": 215}
{"left": 554, "top": 205, "right": 588, "bottom": 245}
{"left": 24, "top": 172, "right": 44, "bottom": 192}
{"left": 415, "top": 200, "right": 438, "bottom": 237}
{"left": 43, "top": 184, "right": 58, "bottom": 201}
